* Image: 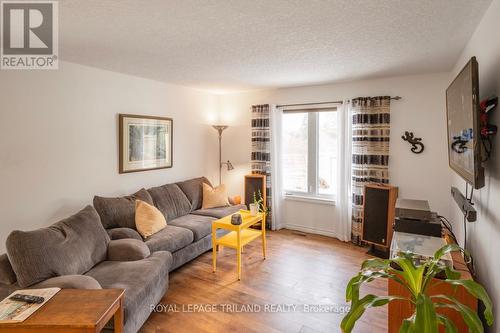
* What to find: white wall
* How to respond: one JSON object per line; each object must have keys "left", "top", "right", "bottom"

{"left": 0, "top": 61, "right": 219, "bottom": 253}
{"left": 218, "top": 73, "right": 451, "bottom": 237}
{"left": 449, "top": 0, "right": 500, "bottom": 331}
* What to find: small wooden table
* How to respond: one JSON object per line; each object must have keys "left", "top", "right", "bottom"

{"left": 212, "top": 210, "right": 266, "bottom": 280}
{"left": 0, "top": 289, "right": 124, "bottom": 333}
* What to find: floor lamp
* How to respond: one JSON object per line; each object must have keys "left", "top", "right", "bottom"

{"left": 212, "top": 125, "right": 234, "bottom": 185}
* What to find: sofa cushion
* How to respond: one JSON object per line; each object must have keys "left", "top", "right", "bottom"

{"left": 148, "top": 183, "right": 192, "bottom": 220}
{"left": 170, "top": 236, "right": 211, "bottom": 271}
{"left": 108, "top": 239, "right": 151, "bottom": 261}
{"left": 6, "top": 206, "right": 110, "bottom": 288}
{"left": 107, "top": 227, "right": 142, "bottom": 241}
{"left": 85, "top": 251, "right": 172, "bottom": 330}
{"left": 168, "top": 214, "right": 215, "bottom": 242}
{"left": 93, "top": 188, "right": 154, "bottom": 229}
{"left": 144, "top": 225, "right": 194, "bottom": 253}
{"left": 192, "top": 204, "right": 247, "bottom": 219}
{"left": 32, "top": 275, "right": 102, "bottom": 289}
{"left": 176, "top": 177, "right": 212, "bottom": 211}
{"left": 202, "top": 183, "right": 230, "bottom": 209}
{"left": 135, "top": 200, "right": 167, "bottom": 238}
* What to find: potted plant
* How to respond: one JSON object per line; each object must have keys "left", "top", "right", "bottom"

{"left": 341, "top": 244, "right": 493, "bottom": 333}
{"left": 250, "top": 190, "right": 268, "bottom": 216}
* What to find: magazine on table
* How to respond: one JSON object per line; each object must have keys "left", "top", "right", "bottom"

{"left": 0, "top": 288, "right": 60, "bottom": 323}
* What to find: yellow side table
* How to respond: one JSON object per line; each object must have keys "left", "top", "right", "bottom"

{"left": 212, "top": 210, "right": 266, "bottom": 280}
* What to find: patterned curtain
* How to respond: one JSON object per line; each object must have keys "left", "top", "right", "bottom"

{"left": 251, "top": 104, "right": 272, "bottom": 229}
{"left": 351, "top": 96, "right": 391, "bottom": 244}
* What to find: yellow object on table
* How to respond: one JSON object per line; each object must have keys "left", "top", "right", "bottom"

{"left": 212, "top": 210, "right": 266, "bottom": 280}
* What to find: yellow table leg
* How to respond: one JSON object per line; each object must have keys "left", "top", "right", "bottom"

{"left": 237, "top": 229, "right": 242, "bottom": 280}
{"left": 212, "top": 227, "right": 217, "bottom": 273}
{"left": 262, "top": 215, "right": 267, "bottom": 259}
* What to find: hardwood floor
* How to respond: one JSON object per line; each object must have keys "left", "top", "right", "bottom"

{"left": 139, "top": 229, "right": 387, "bottom": 333}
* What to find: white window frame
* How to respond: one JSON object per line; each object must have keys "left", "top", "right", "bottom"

{"left": 281, "top": 105, "right": 338, "bottom": 202}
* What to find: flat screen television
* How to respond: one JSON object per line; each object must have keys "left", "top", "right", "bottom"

{"left": 446, "top": 57, "right": 484, "bottom": 189}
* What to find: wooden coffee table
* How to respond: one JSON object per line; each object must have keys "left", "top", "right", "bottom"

{"left": 212, "top": 210, "right": 266, "bottom": 280}
{"left": 0, "top": 289, "right": 124, "bottom": 333}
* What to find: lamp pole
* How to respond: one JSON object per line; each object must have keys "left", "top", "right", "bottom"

{"left": 212, "top": 125, "right": 228, "bottom": 185}
{"left": 218, "top": 130, "right": 222, "bottom": 185}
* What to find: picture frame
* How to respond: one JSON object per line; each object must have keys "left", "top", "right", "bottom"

{"left": 119, "top": 114, "right": 173, "bottom": 173}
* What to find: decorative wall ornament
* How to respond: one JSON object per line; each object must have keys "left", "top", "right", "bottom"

{"left": 119, "top": 114, "right": 173, "bottom": 173}
{"left": 401, "top": 131, "right": 424, "bottom": 154}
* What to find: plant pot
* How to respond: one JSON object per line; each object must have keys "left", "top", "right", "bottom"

{"left": 249, "top": 203, "right": 258, "bottom": 216}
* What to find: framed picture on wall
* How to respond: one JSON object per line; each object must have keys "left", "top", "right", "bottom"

{"left": 119, "top": 114, "right": 173, "bottom": 173}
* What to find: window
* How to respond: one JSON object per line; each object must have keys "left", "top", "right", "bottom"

{"left": 282, "top": 108, "right": 338, "bottom": 199}
{"left": 282, "top": 112, "right": 308, "bottom": 192}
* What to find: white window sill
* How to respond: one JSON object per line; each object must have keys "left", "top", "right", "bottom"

{"left": 284, "top": 194, "right": 336, "bottom": 206}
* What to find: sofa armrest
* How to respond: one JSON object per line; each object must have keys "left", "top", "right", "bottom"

{"left": 31, "top": 275, "right": 101, "bottom": 289}
{"left": 108, "top": 239, "right": 151, "bottom": 261}
{"left": 107, "top": 227, "right": 142, "bottom": 241}
{"left": 0, "top": 254, "right": 16, "bottom": 285}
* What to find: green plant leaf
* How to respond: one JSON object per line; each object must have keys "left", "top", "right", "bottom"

{"left": 434, "top": 295, "right": 484, "bottom": 333}
{"left": 435, "top": 302, "right": 483, "bottom": 333}
{"left": 444, "top": 266, "right": 461, "bottom": 280}
{"left": 346, "top": 271, "right": 395, "bottom": 302}
{"left": 444, "top": 279, "right": 494, "bottom": 326}
{"left": 399, "top": 316, "right": 415, "bottom": 333}
{"left": 414, "top": 294, "right": 438, "bottom": 333}
{"left": 393, "top": 255, "right": 425, "bottom": 297}
{"left": 341, "top": 295, "right": 400, "bottom": 333}
{"left": 361, "top": 258, "right": 390, "bottom": 270}
{"left": 437, "top": 314, "right": 458, "bottom": 333}
{"left": 421, "top": 262, "right": 441, "bottom": 293}
{"left": 434, "top": 244, "right": 461, "bottom": 260}
{"left": 346, "top": 268, "right": 413, "bottom": 309}
{"left": 345, "top": 274, "right": 363, "bottom": 303}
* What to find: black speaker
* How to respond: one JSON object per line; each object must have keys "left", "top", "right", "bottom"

{"left": 362, "top": 184, "right": 398, "bottom": 247}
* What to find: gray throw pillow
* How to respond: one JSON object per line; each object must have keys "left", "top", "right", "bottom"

{"left": 176, "top": 177, "right": 212, "bottom": 211}
{"left": 148, "top": 184, "right": 192, "bottom": 220}
{"left": 93, "top": 188, "right": 153, "bottom": 229}
{"left": 6, "top": 205, "right": 110, "bottom": 288}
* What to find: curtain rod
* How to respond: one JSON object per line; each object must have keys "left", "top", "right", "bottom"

{"left": 276, "top": 96, "right": 402, "bottom": 108}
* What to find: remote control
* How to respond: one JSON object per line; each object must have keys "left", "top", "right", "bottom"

{"left": 9, "top": 294, "right": 45, "bottom": 304}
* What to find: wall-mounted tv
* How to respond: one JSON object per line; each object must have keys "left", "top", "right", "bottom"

{"left": 446, "top": 57, "right": 484, "bottom": 189}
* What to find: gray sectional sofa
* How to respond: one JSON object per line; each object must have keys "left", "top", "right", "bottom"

{"left": 0, "top": 176, "right": 245, "bottom": 333}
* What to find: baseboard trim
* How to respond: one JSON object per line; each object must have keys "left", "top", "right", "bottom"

{"left": 285, "top": 224, "right": 338, "bottom": 238}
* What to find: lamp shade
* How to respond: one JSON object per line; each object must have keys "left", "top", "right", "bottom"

{"left": 212, "top": 125, "right": 228, "bottom": 135}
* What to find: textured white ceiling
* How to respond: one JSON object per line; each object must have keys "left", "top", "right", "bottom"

{"left": 60, "top": 0, "right": 492, "bottom": 92}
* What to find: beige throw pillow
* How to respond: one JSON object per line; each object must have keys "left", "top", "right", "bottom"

{"left": 202, "top": 183, "right": 230, "bottom": 209}
{"left": 135, "top": 199, "right": 167, "bottom": 238}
